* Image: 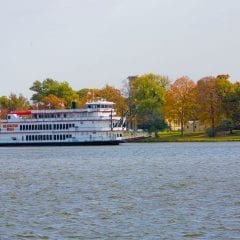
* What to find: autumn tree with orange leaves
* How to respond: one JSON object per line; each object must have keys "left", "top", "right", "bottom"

{"left": 40, "top": 94, "right": 66, "bottom": 109}
{"left": 196, "top": 76, "right": 222, "bottom": 136}
{"left": 77, "top": 85, "right": 127, "bottom": 115}
{"left": 164, "top": 76, "right": 197, "bottom": 136}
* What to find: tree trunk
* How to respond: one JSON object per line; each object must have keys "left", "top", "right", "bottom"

{"left": 210, "top": 102, "right": 215, "bottom": 137}
{"left": 181, "top": 114, "right": 184, "bottom": 137}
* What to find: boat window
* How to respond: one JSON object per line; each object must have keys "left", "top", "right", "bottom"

{"left": 20, "top": 125, "right": 22, "bottom": 131}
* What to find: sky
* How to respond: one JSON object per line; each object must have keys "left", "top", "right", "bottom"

{"left": 0, "top": 0, "right": 240, "bottom": 99}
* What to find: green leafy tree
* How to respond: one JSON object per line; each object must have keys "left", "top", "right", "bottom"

{"left": 30, "top": 78, "right": 79, "bottom": 108}
{"left": 221, "top": 81, "right": 240, "bottom": 129}
{"left": 130, "top": 73, "right": 169, "bottom": 136}
{"left": 0, "top": 94, "right": 30, "bottom": 118}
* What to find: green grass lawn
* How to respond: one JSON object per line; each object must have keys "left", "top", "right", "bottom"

{"left": 144, "top": 130, "right": 240, "bottom": 142}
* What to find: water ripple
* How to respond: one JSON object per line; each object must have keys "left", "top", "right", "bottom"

{"left": 0, "top": 142, "right": 239, "bottom": 239}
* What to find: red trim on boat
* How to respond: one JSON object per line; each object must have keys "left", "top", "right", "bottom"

{"left": 11, "top": 110, "right": 32, "bottom": 115}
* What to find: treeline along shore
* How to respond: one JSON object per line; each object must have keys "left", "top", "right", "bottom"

{"left": 1, "top": 73, "right": 240, "bottom": 140}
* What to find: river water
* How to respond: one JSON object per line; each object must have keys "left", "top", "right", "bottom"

{"left": 0, "top": 142, "right": 239, "bottom": 239}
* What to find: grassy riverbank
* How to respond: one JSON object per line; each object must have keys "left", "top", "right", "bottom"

{"left": 143, "top": 130, "right": 240, "bottom": 142}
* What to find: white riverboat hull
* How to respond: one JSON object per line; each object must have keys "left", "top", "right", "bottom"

{"left": 0, "top": 140, "right": 120, "bottom": 147}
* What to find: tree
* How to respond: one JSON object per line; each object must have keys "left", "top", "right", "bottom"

{"left": 196, "top": 77, "right": 221, "bottom": 136}
{"left": 9, "top": 94, "right": 30, "bottom": 110}
{"left": 0, "top": 96, "right": 10, "bottom": 119}
{"left": 0, "top": 94, "right": 30, "bottom": 118}
{"left": 30, "top": 78, "right": 79, "bottom": 108}
{"left": 96, "top": 85, "right": 127, "bottom": 115}
{"left": 76, "top": 88, "right": 99, "bottom": 107}
{"left": 164, "top": 76, "right": 197, "bottom": 136}
{"left": 129, "top": 73, "right": 169, "bottom": 136}
{"left": 77, "top": 85, "right": 127, "bottom": 115}
{"left": 221, "top": 81, "right": 240, "bottom": 129}
{"left": 40, "top": 94, "right": 66, "bottom": 109}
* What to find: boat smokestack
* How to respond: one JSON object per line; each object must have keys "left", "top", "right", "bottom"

{"left": 71, "top": 101, "right": 76, "bottom": 109}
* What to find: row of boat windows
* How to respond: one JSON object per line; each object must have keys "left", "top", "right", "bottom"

{"left": 87, "top": 104, "right": 112, "bottom": 109}
{"left": 25, "top": 134, "right": 72, "bottom": 141}
{"left": 20, "top": 123, "right": 75, "bottom": 131}
{"left": 33, "top": 113, "right": 66, "bottom": 119}
{"left": 32, "top": 111, "right": 105, "bottom": 119}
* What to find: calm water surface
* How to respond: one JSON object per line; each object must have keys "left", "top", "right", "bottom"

{"left": 0, "top": 142, "right": 240, "bottom": 239}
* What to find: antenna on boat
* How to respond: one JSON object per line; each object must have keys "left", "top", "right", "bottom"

{"left": 110, "top": 109, "right": 113, "bottom": 131}
{"left": 92, "top": 89, "right": 95, "bottom": 101}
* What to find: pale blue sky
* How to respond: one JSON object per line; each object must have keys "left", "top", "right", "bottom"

{"left": 0, "top": 0, "right": 239, "bottom": 98}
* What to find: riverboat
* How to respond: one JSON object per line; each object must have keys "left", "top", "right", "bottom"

{"left": 0, "top": 100, "right": 125, "bottom": 146}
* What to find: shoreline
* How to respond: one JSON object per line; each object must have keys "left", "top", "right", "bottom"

{"left": 135, "top": 131, "right": 240, "bottom": 143}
